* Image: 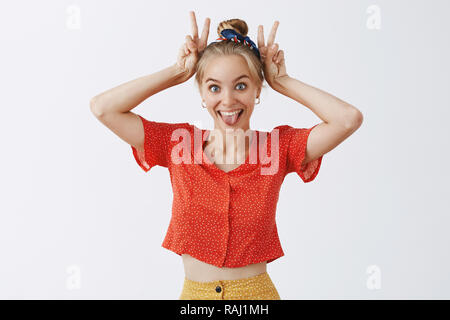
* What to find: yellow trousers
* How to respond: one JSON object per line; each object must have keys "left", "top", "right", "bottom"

{"left": 179, "top": 271, "right": 281, "bottom": 300}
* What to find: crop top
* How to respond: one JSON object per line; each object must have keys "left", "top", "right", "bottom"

{"left": 130, "top": 114, "right": 323, "bottom": 268}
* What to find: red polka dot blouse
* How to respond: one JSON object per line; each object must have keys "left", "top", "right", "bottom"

{"left": 131, "top": 115, "right": 323, "bottom": 268}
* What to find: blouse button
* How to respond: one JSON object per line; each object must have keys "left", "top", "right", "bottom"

{"left": 215, "top": 285, "right": 222, "bottom": 293}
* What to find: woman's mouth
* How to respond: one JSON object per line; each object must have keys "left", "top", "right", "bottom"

{"left": 217, "top": 109, "right": 244, "bottom": 126}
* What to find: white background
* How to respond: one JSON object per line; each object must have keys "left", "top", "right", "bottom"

{"left": 1, "top": 0, "right": 449, "bottom": 299}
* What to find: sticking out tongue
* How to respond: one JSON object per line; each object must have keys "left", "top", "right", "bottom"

{"left": 221, "top": 111, "right": 241, "bottom": 126}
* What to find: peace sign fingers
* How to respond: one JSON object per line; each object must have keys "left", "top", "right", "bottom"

{"left": 198, "top": 16, "right": 210, "bottom": 51}
{"left": 267, "top": 21, "right": 279, "bottom": 47}
{"left": 257, "top": 21, "right": 288, "bottom": 90}
{"left": 258, "top": 21, "right": 279, "bottom": 46}
{"left": 189, "top": 11, "right": 210, "bottom": 51}
{"left": 257, "top": 25, "right": 265, "bottom": 50}
{"left": 189, "top": 11, "right": 199, "bottom": 40}
{"left": 258, "top": 21, "right": 280, "bottom": 60}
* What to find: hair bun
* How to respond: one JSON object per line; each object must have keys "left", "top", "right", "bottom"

{"left": 217, "top": 18, "right": 248, "bottom": 37}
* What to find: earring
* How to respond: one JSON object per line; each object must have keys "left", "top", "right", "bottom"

{"left": 255, "top": 97, "right": 260, "bottom": 105}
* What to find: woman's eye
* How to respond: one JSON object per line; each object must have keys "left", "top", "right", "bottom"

{"left": 236, "top": 83, "right": 247, "bottom": 90}
{"left": 209, "top": 85, "right": 219, "bottom": 93}
{"left": 209, "top": 83, "right": 247, "bottom": 93}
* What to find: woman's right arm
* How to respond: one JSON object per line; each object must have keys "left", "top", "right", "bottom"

{"left": 90, "top": 11, "right": 209, "bottom": 151}
{"left": 89, "top": 63, "right": 189, "bottom": 150}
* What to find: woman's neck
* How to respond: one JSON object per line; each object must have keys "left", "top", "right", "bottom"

{"left": 206, "top": 128, "right": 253, "bottom": 155}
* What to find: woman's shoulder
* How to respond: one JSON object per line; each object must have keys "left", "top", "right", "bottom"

{"left": 266, "top": 125, "right": 295, "bottom": 139}
{"left": 273, "top": 124, "right": 294, "bottom": 131}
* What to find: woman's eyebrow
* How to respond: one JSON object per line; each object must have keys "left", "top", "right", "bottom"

{"left": 205, "top": 75, "right": 249, "bottom": 83}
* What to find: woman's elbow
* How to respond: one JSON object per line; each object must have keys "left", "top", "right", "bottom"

{"left": 345, "top": 107, "right": 364, "bottom": 130}
{"left": 90, "top": 96, "right": 104, "bottom": 117}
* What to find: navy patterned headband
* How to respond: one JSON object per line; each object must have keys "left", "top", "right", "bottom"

{"left": 214, "top": 29, "right": 261, "bottom": 60}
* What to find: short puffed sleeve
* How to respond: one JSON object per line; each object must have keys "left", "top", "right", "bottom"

{"left": 131, "top": 115, "right": 188, "bottom": 172}
{"left": 278, "top": 124, "right": 323, "bottom": 182}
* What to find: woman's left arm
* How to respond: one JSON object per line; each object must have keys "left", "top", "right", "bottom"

{"left": 273, "top": 76, "right": 364, "bottom": 166}
{"left": 258, "top": 22, "right": 363, "bottom": 166}
{"left": 273, "top": 75, "right": 363, "bottom": 129}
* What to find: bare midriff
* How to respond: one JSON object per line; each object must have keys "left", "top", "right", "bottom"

{"left": 182, "top": 254, "right": 267, "bottom": 282}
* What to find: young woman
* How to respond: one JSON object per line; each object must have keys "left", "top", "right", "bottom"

{"left": 90, "top": 11, "right": 363, "bottom": 300}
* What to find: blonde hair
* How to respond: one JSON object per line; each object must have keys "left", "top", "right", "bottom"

{"left": 194, "top": 18, "right": 266, "bottom": 93}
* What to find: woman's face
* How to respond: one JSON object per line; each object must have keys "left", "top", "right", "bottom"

{"left": 200, "top": 55, "right": 261, "bottom": 133}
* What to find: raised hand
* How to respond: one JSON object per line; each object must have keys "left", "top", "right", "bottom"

{"left": 176, "top": 11, "right": 210, "bottom": 81}
{"left": 257, "top": 21, "right": 289, "bottom": 90}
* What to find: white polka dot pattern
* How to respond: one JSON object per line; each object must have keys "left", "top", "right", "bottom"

{"left": 279, "top": 123, "right": 323, "bottom": 182}
{"left": 130, "top": 115, "right": 323, "bottom": 268}
{"left": 179, "top": 271, "right": 281, "bottom": 300}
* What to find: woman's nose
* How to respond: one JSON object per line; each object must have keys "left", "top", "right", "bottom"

{"left": 221, "top": 90, "right": 236, "bottom": 106}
